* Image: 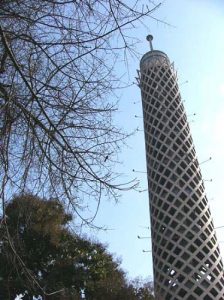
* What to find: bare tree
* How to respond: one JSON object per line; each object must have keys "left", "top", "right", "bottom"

{"left": 0, "top": 0, "right": 160, "bottom": 224}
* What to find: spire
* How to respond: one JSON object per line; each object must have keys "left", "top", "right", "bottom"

{"left": 146, "top": 34, "right": 153, "bottom": 51}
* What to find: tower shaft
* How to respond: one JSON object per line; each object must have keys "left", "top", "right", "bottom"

{"left": 139, "top": 48, "right": 224, "bottom": 299}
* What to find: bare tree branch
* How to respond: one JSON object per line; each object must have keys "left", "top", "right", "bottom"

{"left": 0, "top": 0, "right": 160, "bottom": 225}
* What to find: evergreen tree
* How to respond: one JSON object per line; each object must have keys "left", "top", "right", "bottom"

{"left": 0, "top": 194, "right": 154, "bottom": 299}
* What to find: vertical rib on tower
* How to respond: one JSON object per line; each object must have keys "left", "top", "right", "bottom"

{"left": 139, "top": 37, "right": 224, "bottom": 300}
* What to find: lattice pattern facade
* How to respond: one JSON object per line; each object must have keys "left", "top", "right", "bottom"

{"left": 139, "top": 50, "right": 224, "bottom": 299}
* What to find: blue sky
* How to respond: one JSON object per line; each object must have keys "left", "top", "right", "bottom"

{"left": 84, "top": 0, "right": 224, "bottom": 281}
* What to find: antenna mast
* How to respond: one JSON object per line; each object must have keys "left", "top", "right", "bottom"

{"left": 146, "top": 34, "right": 153, "bottom": 51}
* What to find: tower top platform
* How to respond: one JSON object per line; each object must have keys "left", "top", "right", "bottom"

{"left": 140, "top": 50, "right": 169, "bottom": 68}
{"left": 140, "top": 35, "right": 170, "bottom": 69}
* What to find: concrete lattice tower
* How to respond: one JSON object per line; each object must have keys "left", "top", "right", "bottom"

{"left": 138, "top": 35, "right": 224, "bottom": 299}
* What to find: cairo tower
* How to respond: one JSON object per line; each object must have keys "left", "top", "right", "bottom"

{"left": 138, "top": 35, "right": 224, "bottom": 299}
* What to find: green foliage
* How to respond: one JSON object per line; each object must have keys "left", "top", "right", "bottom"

{"left": 0, "top": 194, "right": 154, "bottom": 299}
{"left": 129, "top": 278, "right": 155, "bottom": 300}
